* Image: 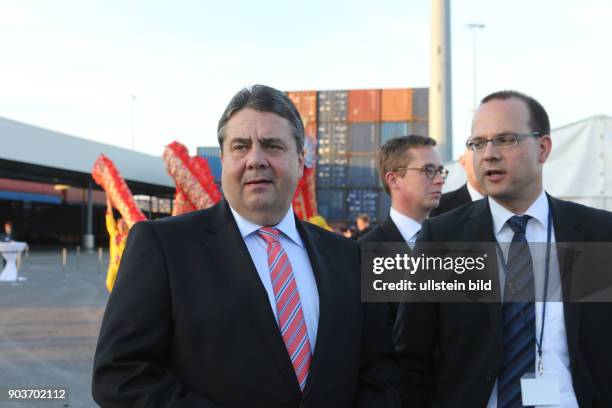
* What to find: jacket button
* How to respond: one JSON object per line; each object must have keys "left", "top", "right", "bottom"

{"left": 485, "top": 372, "right": 495, "bottom": 382}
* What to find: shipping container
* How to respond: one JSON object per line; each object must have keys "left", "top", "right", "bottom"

{"left": 348, "top": 89, "right": 380, "bottom": 123}
{"left": 318, "top": 90, "right": 348, "bottom": 122}
{"left": 317, "top": 189, "right": 346, "bottom": 221}
{"left": 317, "top": 162, "right": 348, "bottom": 188}
{"left": 349, "top": 123, "right": 379, "bottom": 153}
{"left": 411, "top": 88, "right": 429, "bottom": 122}
{"left": 380, "top": 122, "right": 412, "bottom": 146}
{"left": 378, "top": 191, "right": 391, "bottom": 221}
{"left": 381, "top": 89, "right": 414, "bottom": 121}
{"left": 412, "top": 121, "right": 429, "bottom": 138}
{"left": 348, "top": 156, "right": 379, "bottom": 188}
{"left": 197, "top": 146, "right": 222, "bottom": 181}
{"left": 346, "top": 189, "right": 380, "bottom": 222}
{"left": 318, "top": 122, "right": 349, "bottom": 156}
{"left": 287, "top": 91, "right": 317, "bottom": 128}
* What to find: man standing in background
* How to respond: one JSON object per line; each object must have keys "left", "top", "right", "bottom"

{"left": 429, "top": 148, "right": 485, "bottom": 216}
{"left": 360, "top": 135, "right": 447, "bottom": 322}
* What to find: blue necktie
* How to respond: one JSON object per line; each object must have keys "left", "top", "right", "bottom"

{"left": 498, "top": 215, "right": 535, "bottom": 408}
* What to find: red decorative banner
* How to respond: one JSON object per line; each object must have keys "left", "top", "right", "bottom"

{"left": 172, "top": 189, "right": 196, "bottom": 216}
{"left": 92, "top": 154, "right": 147, "bottom": 227}
{"left": 163, "top": 141, "right": 221, "bottom": 214}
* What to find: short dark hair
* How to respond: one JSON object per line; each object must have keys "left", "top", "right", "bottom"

{"left": 480, "top": 90, "right": 550, "bottom": 136}
{"left": 217, "top": 84, "right": 305, "bottom": 153}
{"left": 356, "top": 213, "right": 370, "bottom": 223}
{"left": 377, "top": 135, "right": 437, "bottom": 195}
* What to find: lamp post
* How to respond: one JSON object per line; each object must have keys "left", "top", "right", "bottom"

{"left": 467, "top": 23, "right": 485, "bottom": 110}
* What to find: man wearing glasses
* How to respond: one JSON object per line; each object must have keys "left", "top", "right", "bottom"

{"left": 360, "top": 135, "right": 447, "bottom": 321}
{"left": 394, "top": 90, "right": 612, "bottom": 407}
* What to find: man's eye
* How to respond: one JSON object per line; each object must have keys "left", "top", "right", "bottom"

{"left": 497, "top": 135, "right": 516, "bottom": 144}
{"left": 470, "top": 139, "right": 485, "bottom": 148}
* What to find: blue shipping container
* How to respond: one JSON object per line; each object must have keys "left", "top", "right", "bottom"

{"left": 318, "top": 90, "right": 348, "bottom": 123}
{"left": 411, "top": 88, "right": 429, "bottom": 121}
{"left": 378, "top": 191, "right": 391, "bottom": 221}
{"left": 349, "top": 123, "right": 379, "bottom": 153}
{"left": 318, "top": 122, "right": 349, "bottom": 156}
{"left": 317, "top": 189, "right": 346, "bottom": 221}
{"left": 412, "top": 121, "right": 429, "bottom": 137}
{"left": 348, "top": 156, "right": 379, "bottom": 188}
{"left": 196, "top": 146, "right": 222, "bottom": 181}
{"left": 317, "top": 163, "right": 348, "bottom": 188}
{"left": 380, "top": 122, "right": 412, "bottom": 146}
{"left": 346, "top": 189, "right": 380, "bottom": 222}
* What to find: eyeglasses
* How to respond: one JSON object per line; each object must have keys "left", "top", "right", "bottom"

{"left": 394, "top": 164, "right": 449, "bottom": 180}
{"left": 465, "top": 132, "right": 541, "bottom": 151}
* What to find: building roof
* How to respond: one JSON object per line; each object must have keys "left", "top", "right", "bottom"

{"left": 0, "top": 116, "right": 173, "bottom": 189}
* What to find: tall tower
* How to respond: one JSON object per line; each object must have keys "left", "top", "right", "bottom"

{"left": 429, "top": 0, "right": 453, "bottom": 161}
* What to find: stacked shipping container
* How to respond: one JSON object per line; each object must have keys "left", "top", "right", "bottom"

{"left": 317, "top": 87, "right": 429, "bottom": 224}
{"left": 197, "top": 87, "right": 428, "bottom": 225}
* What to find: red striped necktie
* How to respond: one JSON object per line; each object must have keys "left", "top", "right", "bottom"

{"left": 258, "top": 227, "right": 312, "bottom": 392}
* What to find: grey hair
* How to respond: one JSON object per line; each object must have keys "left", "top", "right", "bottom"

{"left": 217, "top": 84, "right": 305, "bottom": 153}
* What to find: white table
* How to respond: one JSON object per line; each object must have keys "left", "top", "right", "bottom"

{"left": 0, "top": 241, "right": 28, "bottom": 282}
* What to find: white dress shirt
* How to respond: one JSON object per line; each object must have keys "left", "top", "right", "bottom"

{"left": 389, "top": 207, "right": 421, "bottom": 248}
{"left": 486, "top": 191, "right": 578, "bottom": 408}
{"left": 229, "top": 205, "right": 320, "bottom": 350}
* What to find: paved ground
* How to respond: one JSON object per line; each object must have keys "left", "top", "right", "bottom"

{"left": 0, "top": 248, "right": 110, "bottom": 407}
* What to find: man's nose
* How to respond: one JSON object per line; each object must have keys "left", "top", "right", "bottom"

{"left": 481, "top": 140, "right": 501, "bottom": 161}
{"left": 245, "top": 146, "right": 268, "bottom": 169}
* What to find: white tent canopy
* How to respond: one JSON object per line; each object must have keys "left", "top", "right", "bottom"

{"left": 442, "top": 115, "right": 612, "bottom": 211}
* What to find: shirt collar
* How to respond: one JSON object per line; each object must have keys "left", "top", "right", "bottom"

{"left": 229, "top": 204, "right": 304, "bottom": 247}
{"left": 489, "top": 190, "right": 549, "bottom": 235}
{"left": 389, "top": 206, "right": 422, "bottom": 242}
{"left": 466, "top": 182, "right": 484, "bottom": 201}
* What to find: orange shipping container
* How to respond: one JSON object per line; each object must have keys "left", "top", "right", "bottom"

{"left": 287, "top": 91, "right": 317, "bottom": 128}
{"left": 381, "top": 89, "right": 414, "bottom": 121}
{"left": 348, "top": 89, "right": 380, "bottom": 123}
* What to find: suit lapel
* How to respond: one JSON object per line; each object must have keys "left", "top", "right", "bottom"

{"left": 381, "top": 216, "right": 406, "bottom": 243}
{"left": 548, "top": 195, "right": 583, "bottom": 369}
{"left": 295, "top": 219, "right": 335, "bottom": 397}
{"left": 456, "top": 183, "right": 472, "bottom": 205}
{"left": 466, "top": 199, "right": 503, "bottom": 348}
{"left": 200, "top": 201, "right": 302, "bottom": 397}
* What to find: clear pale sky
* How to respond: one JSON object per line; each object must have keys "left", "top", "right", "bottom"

{"left": 1, "top": 0, "right": 611, "bottom": 160}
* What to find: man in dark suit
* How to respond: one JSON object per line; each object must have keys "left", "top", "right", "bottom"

{"left": 354, "top": 213, "right": 372, "bottom": 240}
{"left": 92, "top": 85, "right": 399, "bottom": 407}
{"left": 360, "top": 135, "right": 447, "bottom": 321}
{"left": 429, "top": 149, "right": 484, "bottom": 217}
{"left": 394, "top": 90, "right": 612, "bottom": 407}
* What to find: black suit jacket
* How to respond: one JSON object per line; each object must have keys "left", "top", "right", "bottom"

{"left": 359, "top": 217, "right": 408, "bottom": 323}
{"left": 93, "top": 200, "right": 399, "bottom": 407}
{"left": 429, "top": 183, "right": 472, "bottom": 217}
{"left": 394, "top": 195, "right": 612, "bottom": 407}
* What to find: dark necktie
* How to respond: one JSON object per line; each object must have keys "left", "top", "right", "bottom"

{"left": 498, "top": 215, "right": 535, "bottom": 408}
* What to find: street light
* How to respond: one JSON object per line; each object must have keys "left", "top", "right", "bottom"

{"left": 467, "top": 23, "right": 485, "bottom": 110}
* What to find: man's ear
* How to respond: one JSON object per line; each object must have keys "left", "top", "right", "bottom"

{"left": 385, "top": 171, "right": 398, "bottom": 191}
{"left": 539, "top": 134, "right": 552, "bottom": 163}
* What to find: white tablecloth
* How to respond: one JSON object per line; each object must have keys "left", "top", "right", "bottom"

{"left": 0, "top": 241, "right": 28, "bottom": 282}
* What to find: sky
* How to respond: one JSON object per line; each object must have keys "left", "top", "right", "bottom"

{"left": 1, "top": 0, "right": 611, "bottom": 160}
